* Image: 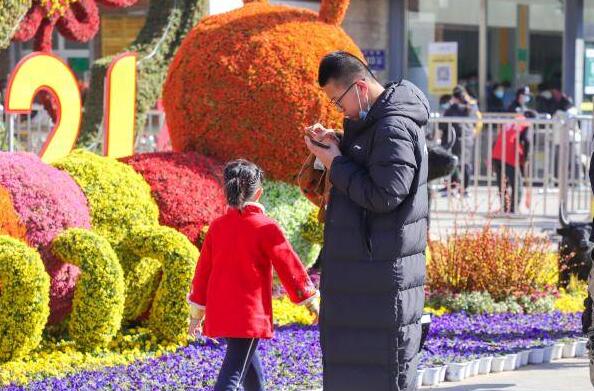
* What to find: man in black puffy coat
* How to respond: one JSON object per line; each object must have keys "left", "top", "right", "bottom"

{"left": 304, "top": 51, "right": 429, "bottom": 391}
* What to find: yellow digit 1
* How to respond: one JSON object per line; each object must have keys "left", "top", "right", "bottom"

{"left": 5, "top": 53, "right": 81, "bottom": 163}
{"left": 104, "top": 52, "right": 137, "bottom": 159}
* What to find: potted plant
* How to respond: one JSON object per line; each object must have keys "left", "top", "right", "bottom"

{"left": 561, "top": 338, "right": 578, "bottom": 358}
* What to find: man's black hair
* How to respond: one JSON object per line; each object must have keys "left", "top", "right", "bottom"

{"left": 318, "top": 51, "right": 376, "bottom": 87}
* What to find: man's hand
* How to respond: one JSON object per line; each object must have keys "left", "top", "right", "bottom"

{"left": 189, "top": 309, "right": 205, "bottom": 338}
{"left": 305, "top": 123, "right": 339, "bottom": 144}
{"left": 304, "top": 135, "right": 342, "bottom": 169}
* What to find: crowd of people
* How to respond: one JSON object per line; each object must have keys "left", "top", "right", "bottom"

{"left": 437, "top": 80, "right": 580, "bottom": 214}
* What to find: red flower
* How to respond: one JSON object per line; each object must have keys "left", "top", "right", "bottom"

{"left": 122, "top": 152, "right": 227, "bottom": 246}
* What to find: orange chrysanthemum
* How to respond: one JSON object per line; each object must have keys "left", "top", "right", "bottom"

{"left": 163, "top": 0, "right": 361, "bottom": 183}
{"left": 0, "top": 186, "right": 27, "bottom": 242}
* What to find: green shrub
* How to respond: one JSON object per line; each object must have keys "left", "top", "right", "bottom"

{"left": 260, "top": 181, "right": 321, "bottom": 268}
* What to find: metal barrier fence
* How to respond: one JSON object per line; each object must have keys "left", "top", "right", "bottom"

{"left": 2, "top": 104, "right": 593, "bottom": 219}
{"left": 0, "top": 104, "right": 166, "bottom": 154}
{"left": 427, "top": 113, "right": 594, "bottom": 219}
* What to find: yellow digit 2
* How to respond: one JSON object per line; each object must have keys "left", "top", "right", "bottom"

{"left": 104, "top": 52, "right": 137, "bottom": 159}
{"left": 5, "top": 53, "right": 81, "bottom": 163}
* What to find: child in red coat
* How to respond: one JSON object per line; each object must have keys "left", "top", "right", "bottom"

{"left": 187, "top": 159, "right": 319, "bottom": 391}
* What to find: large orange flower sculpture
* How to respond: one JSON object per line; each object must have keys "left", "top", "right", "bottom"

{"left": 163, "top": 0, "right": 363, "bottom": 182}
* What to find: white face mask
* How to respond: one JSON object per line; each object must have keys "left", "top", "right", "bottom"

{"left": 541, "top": 91, "right": 553, "bottom": 99}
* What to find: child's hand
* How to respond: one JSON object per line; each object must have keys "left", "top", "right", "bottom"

{"left": 189, "top": 309, "right": 205, "bottom": 338}
{"left": 306, "top": 300, "right": 320, "bottom": 325}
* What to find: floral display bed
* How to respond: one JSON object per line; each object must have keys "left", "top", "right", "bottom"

{"left": 2, "top": 312, "right": 582, "bottom": 390}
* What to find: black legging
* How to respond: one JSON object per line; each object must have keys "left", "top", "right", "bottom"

{"left": 493, "top": 159, "right": 522, "bottom": 213}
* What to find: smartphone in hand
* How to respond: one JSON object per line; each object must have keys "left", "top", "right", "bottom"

{"left": 307, "top": 135, "right": 331, "bottom": 149}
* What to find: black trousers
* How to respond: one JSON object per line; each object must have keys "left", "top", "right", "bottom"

{"left": 492, "top": 159, "right": 522, "bottom": 213}
{"left": 214, "top": 338, "right": 265, "bottom": 391}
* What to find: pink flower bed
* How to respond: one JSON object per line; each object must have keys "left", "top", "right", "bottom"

{"left": 0, "top": 152, "right": 91, "bottom": 324}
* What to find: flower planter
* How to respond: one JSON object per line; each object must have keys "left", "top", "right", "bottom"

{"left": 446, "top": 362, "right": 468, "bottom": 382}
{"left": 503, "top": 354, "right": 517, "bottom": 371}
{"left": 416, "top": 369, "right": 424, "bottom": 389}
{"left": 528, "top": 348, "right": 544, "bottom": 365}
{"left": 552, "top": 343, "right": 565, "bottom": 360}
{"left": 471, "top": 359, "right": 481, "bottom": 376}
{"left": 463, "top": 361, "right": 472, "bottom": 378}
{"left": 576, "top": 340, "right": 588, "bottom": 357}
{"left": 478, "top": 356, "right": 493, "bottom": 375}
{"left": 562, "top": 341, "right": 578, "bottom": 358}
{"left": 521, "top": 350, "right": 530, "bottom": 366}
{"left": 514, "top": 352, "right": 522, "bottom": 369}
{"left": 491, "top": 356, "right": 506, "bottom": 373}
{"left": 543, "top": 345, "right": 555, "bottom": 363}
{"left": 440, "top": 365, "right": 447, "bottom": 382}
{"left": 423, "top": 366, "right": 443, "bottom": 386}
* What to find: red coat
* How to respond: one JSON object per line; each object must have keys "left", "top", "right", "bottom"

{"left": 187, "top": 202, "right": 318, "bottom": 339}
{"left": 492, "top": 122, "right": 529, "bottom": 167}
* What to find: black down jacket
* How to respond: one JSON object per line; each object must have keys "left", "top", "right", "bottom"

{"left": 320, "top": 80, "right": 429, "bottom": 391}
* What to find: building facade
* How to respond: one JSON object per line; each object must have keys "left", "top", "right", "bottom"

{"left": 1, "top": 0, "right": 594, "bottom": 111}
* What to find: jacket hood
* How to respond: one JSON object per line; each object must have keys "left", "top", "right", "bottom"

{"left": 367, "top": 80, "right": 431, "bottom": 127}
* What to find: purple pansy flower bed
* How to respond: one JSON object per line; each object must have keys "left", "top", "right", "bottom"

{"left": 3, "top": 312, "right": 581, "bottom": 390}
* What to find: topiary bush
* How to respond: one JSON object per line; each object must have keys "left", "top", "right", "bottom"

{"left": 52, "top": 149, "right": 159, "bottom": 246}
{"left": 0, "top": 235, "right": 50, "bottom": 362}
{"left": 163, "top": 0, "right": 362, "bottom": 182}
{"left": 122, "top": 151, "right": 226, "bottom": 245}
{"left": 121, "top": 225, "right": 199, "bottom": 342}
{"left": 0, "top": 152, "right": 91, "bottom": 324}
{"left": 52, "top": 150, "right": 166, "bottom": 323}
{"left": 260, "top": 180, "right": 320, "bottom": 268}
{"left": 51, "top": 228, "right": 125, "bottom": 350}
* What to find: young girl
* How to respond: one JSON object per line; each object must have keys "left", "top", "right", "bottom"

{"left": 187, "top": 159, "right": 320, "bottom": 391}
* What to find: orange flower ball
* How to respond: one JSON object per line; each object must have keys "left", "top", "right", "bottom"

{"left": 163, "top": 0, "right": 362, "bottom": 182}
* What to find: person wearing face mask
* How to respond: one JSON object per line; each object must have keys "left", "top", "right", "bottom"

{"left": 439, "top": 94, "right": 452, "bottom": 113}
{"left": 487, "top": 83, "right": 506, "bottom": 112}
{"left": 508, "top": 85, "right": 532, "bottom": 113}
{"left": 439, "top": 85, "right": 479, "bottom": 197}
{"left": 303, "top": 51, "right": 430, "bottom": 391}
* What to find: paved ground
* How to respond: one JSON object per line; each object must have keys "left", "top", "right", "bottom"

{"left": 423, "top": 358, "right": 591, "bottom": 391}
{"left": 429, "top": 185, "right": 592, "bottom": 240}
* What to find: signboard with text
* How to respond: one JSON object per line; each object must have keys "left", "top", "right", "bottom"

{"left": 428, "top": 42, "right": 458, "bottom": 96}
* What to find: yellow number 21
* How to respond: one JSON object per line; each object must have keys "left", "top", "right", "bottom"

{"left": 5, "top": 52, "right": 137, "bottom": 162}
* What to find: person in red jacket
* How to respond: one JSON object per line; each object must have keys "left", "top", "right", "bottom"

{"left": 491, "top": 111, "right": 535, "bottom": 213}
{"left": 187, "top": 159, "right": 320, "bottom": 391}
